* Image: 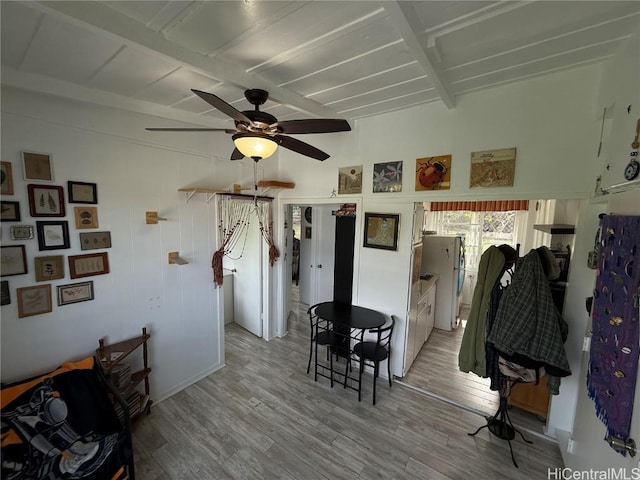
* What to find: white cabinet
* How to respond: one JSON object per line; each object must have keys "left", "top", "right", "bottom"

{"left": 403, "top": 277, "right": 437, "bottom": 374}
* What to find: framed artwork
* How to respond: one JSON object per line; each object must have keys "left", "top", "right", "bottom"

{"left": 373, "top": 161, "right": 403, "bottom": 193}
{"left": 363, "top": 213, "right": 400, "bottom": 251}
{"left": 69, "top": 252, "right": 109, "bottom": 279}
{"left": 1, "top": 280, "right": 10, "bottom": 305}
{"left": 22, "top": 151, "right": 54, "bottom": 182}
{"left": 36, "top": 221, "right": 70, "bottom": 251}
{"left": 34, "top": 255, "right": 65, "bottom": 282}
{"left": 305, "top": 226, "right": 312, "bottom": 239}
{"left": 68, "top": 181, "right": 98, "bottom": 204}
{"left": 17, "top": 284, "right": 52, "bottom": 318}
{"left": 415, "top": 155, "right": 452, "bottom": 191}
{"left": 1, "top": 245, "right": 28, "bottom": 277}
{"left": 74, "top": 206, "right": 99, "bottom": 229}
{"left": 1, "top": 161, "right": 14, "bottom": 195}
{"left": 10, "top": 225, "right": 34, "bottom": 240}
{"left": 470, "top": 147, "right": 517, "bottom": 188}
{"left": 338, "top": 165, "right": 363, "bottom": 194}
{"left": 1, "top": 201, "right": 21, "bottom": 222}
{"left": 304, "top": 207, "right": 312, "bottom": 224}
{"left": 57, "top": 281, "right": 94, "bottom": 306}
{"left": 80, "top": 231, "right": 112, "bottom": 250}
{"left": 27, "top": 184, "right": 65, "bottom": 217}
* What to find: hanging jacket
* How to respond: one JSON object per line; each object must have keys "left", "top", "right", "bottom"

{"left": 487, "top": 249, "right": 571, "bottom": 394}
{"left": 458, "top": 245, "right": 506, "bottom": 377}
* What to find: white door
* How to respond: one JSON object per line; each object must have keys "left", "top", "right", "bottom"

{"left": 298, "top": 204, "right": 338, "bottom": 306}
{"left": 226, "top": 213, "right": 263, "bottom": 337}
{"left": 313, "top": 205, "right": 336, "bottom": 304}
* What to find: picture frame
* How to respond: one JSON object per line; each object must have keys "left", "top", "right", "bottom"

{"left": 57, "top": 281, "right": 94, "bottom": 306}
{"left": 22, "top": 151, "right": 54, "bottom": 182}
{"left": 1, "top": 201, "right": 21, "bottom": 222}
{"left": 1, "top": 245, "right": 28, "bottom": 277}
{"left": 363, "top": 212, "right": 400, "bottom": 251}
{"left": 68, "top": 181, "right": 98, "bottom": 204}
{"left": 34, "top": 255, "right": 65, "bottom": 282}
{"left": 74, "top": 206, "right": 99, "bottom": 229}
{"left": 10, "top": 224, "right": 34, "bottom": 240}
{"left": 1, "top": 161, "right": 14, "bottom": 195}
{"left": 36, "top": 221, "right": 70, "bottom": 251}
{"left": 68, "top": 252, "right": 109, "bottom": 279}
{"left": 79, "top": 231, "right": 112, "bottom": 250}
{"left": 17, "top": 284, "right": 52, "bottom": 318}
{"left": 27, "top": 184, "right": 65, "bottom": 217}
{"left": 1, "top": 280, "right": 10, "bottom": 305}
{"left": 305, "top": 226, "right": 312, "bottom": 239}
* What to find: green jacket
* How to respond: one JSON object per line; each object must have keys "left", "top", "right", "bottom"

{"left": 458, "top": 246, "right": 506, "bottom": 377}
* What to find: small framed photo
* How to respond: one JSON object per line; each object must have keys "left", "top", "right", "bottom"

{"left": 69, "top": 252, "right": 109, "bottom": 279}
{"left": 1, "top": 280, "right": 10, "bottom": 305}
{"left": 1, "top": 245, "right": 28, "bottom": 277}
{"left": 34, "top": 255, "right": 65, "bottom": 282}
{"left": 80, "top": 231, "right": 112, "bottom": 250}
{"left": 36, "top": 221, "right": 70, "bottom": 251}
{"left": 28, "top": 184, "right": 65, "bottom": 217}
{"left": 305, "top": 226, "right": 312, "bottom": 239}
{"left": 74, "top": 206, "right": 99, "bottom": 229}
{"left": 363, "top": 212, "right": 400, "bottom": 251}
{"left": 17, "top": 284, "right": 52, "bottom": 318}
{"left": 1, "top": 161, "right": 14, "bottom": 195}
{"left": 68, "top": 181, "right": 98, "bottom": 204}
{"left": 10, "top": 225, "right": 34, "bottom": 240}
{"left": 1, "top": 201, "right": 21, "bottom": 222}
{"left": 57, "top": 281, "right": 94, "bottom": 306}
{"left": 22, "top": 151, "right": 54, "bottom": 182}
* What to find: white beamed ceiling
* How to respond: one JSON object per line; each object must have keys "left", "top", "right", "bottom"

{"left": 2, "top": 1, "right": 639, "bottom": 129}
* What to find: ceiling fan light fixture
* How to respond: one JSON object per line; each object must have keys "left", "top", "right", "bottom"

{"left": 233, "top": 133, "right": 278, "bottom": 160}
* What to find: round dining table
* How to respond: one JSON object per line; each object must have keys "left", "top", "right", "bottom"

{"left": 314, "top": 302, "right": 386, "bottom": 330}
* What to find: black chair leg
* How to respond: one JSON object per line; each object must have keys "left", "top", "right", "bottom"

{"left": 306, "top": 333, "right": 313, "bottom": 374}
{"left": 387, "top": 358, "right": 392, "bottom": 387}
{"left": 373, "top": 363, "right": 379, "bottom": 405}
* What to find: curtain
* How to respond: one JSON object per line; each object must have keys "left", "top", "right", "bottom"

{"left": 430, "top": 200, "right": 529, "bottom": 212}
{"left": 212, "top": 195, "right": 279, "bottom": 287}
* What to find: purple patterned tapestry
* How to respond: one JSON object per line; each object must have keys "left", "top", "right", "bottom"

{"left": 587, "top": 214, "right": 640, "bottom": 454}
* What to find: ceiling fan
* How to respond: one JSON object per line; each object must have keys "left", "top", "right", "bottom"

{"left": 146, "top": 89, "right": 351, "bottom": 161}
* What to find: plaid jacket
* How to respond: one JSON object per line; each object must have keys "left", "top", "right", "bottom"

{"left": 487, "top": 250, "right": 571, "bottom": 394}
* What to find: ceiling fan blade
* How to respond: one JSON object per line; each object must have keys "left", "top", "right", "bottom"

{"left": 274, "top": 119, "right": 351, "bottom": 134}
{"left": 191, "top": 89, "right": 252, "bottom": 125}
{"left": 230, "top": 148, "right": 244, "bottom": 160}
{"left": 274, "top": 134, "right": 330, "bottom": 161}
{"left": 146, "top": 128, "right": 236, "bottom": 133}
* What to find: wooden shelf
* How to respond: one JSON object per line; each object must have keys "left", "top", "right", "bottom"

{"left": 97, "top": 327, "right": 152, "bottom": 422}
{"left": 178, "top": 187, "right": 229, "bottom": 202}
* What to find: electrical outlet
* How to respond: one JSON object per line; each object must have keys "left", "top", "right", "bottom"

{"left": 567, "top": 439, "right": 575, "bottom": 454}
{"left": 582, "top": 336, "right": 591, "bottom": 352}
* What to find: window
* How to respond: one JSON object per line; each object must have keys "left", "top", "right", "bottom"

{"left": 426, "top": 210, "right": 523, "bottom": 271}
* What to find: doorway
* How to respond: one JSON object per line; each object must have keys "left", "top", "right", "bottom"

{"left": 400, "top": 199, "right": 577, "bottom": 437}
{"left": 218, "top": 195, "right": 272, "bottom": 339}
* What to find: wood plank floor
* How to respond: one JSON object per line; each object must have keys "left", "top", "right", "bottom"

{"left": 132, "top": 301, "right": 563, "bottom": 479}
{"left": 400, "top": 311, "right": 550, "bottom": 436}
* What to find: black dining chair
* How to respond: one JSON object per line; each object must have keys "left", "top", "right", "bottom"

{"left": 351, "top": 315, "right": 396, "bottom": 405}
{"left": 306, "top": 302, "right": 338, "bottom": 376}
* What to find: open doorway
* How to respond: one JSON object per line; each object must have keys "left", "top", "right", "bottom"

{"left": 400, "top": 199, "right": 578, "bottom": 437}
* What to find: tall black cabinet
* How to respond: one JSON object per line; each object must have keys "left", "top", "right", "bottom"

{"left": 333, "top": 215, "right": 356, "bottom": 304}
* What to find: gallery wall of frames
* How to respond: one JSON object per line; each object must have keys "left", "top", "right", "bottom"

{"left": 1, "top": 152, "right": 110, "bottom": 317}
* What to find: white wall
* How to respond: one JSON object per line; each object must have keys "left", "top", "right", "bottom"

{"left": 0, "top": 87, "right": 241, "bottom": 401}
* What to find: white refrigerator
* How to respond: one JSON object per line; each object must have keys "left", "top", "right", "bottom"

{"left": 421, "top": 235, "right": 465, "bottom": 331}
